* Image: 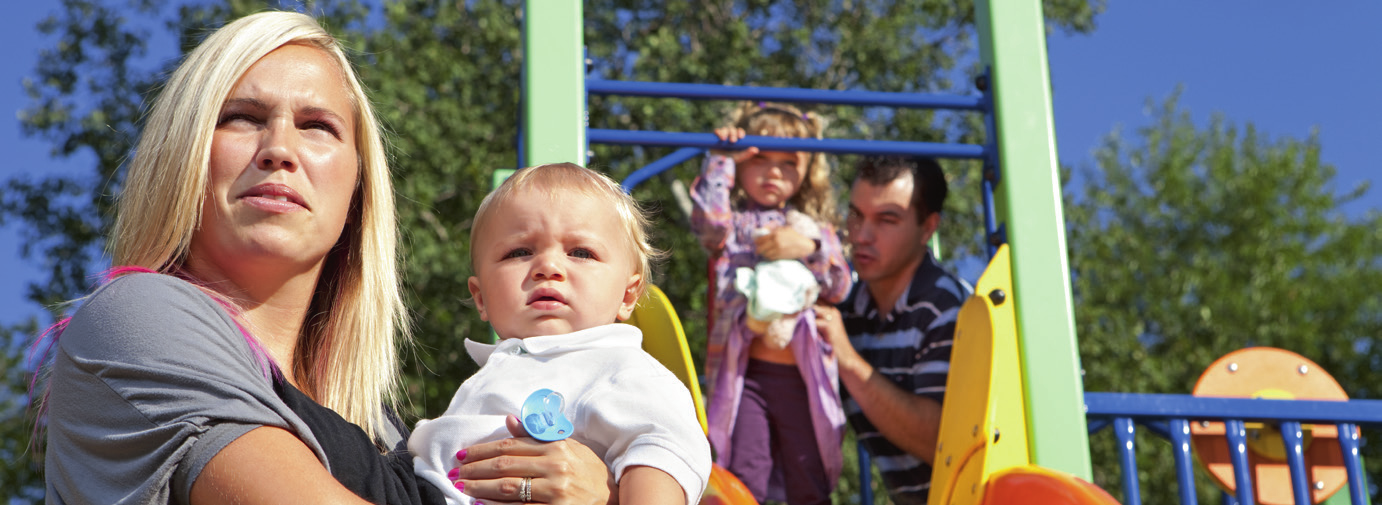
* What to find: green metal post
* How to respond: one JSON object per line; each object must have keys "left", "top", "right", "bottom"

{"left": 975, "top": 0, "right": 1092, "bottom": 479}
{"left": 522, "top": 0, "right": 585, "bottom": 166}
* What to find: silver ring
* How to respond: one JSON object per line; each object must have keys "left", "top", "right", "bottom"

{"left": 519, "top": 476, "right": 532, "bottom": 502}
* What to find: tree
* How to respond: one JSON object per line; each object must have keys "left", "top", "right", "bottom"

{"left": 1066, "top": 94, "right": 1382, "bottom": 503}
{"left": 3, "top": 0, "right": 1105, "bottom": 501}
{"left": 0, "top": 321, "right": 45, "bottom": 503}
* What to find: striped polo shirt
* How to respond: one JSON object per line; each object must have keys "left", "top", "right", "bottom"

{"left": 838, "top": 253, "right": 970, "bottom": 505}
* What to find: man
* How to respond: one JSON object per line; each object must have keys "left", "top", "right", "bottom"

{"left": 816, "top": 156, "right": 970, "bottom": 505}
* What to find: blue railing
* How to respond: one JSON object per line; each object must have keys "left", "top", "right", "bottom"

{"left": 587, "top": 79, "right": 986, "bottom": 111}
{"left": 584, "top": 78, "right": 993, "bottom": 193}
{"left": 1084, "top": 392, "right": 1382, "bottom": 505}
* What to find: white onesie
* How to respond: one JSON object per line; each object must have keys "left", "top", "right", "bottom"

{"left": 409, "top": 324, "right": 711, "bottom": 504}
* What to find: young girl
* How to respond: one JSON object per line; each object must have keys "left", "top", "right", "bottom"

{"left": 692, "top": 102, "right": 853, "bottom": 504}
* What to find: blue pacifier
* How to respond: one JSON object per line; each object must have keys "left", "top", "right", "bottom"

{"left": 520, "top": 388, "right": 573, "bottom": 442}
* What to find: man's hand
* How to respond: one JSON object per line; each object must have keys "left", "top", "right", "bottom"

{"left": 814, "top": 304, "right": 858, "bottom": 366}
{"left": 815, "top": 304, "right": 943, "bottom": 464}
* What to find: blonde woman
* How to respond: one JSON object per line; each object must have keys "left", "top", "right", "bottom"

{"left": 39, "top": 12, "right": 613, "bottom": 505}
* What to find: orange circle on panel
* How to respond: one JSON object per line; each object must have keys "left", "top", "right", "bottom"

{"left": 1189, "top": 347, "right": 1352, "bottom": 504}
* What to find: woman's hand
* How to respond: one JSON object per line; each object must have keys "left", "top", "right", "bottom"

{"left": 711, "top": 126, "right": 759, "bottom": 164}
{"left": 453, "top": 415, "right": 617, "bottom": 505}
{"left": 754, "top": 227, "right": 816, "bottom": 261}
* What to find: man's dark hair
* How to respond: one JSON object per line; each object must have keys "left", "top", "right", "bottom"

{"left": 854, "top": 156, "right": 948, "bottom": 222}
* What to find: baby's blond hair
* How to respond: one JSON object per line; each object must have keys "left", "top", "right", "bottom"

{"left": 470, "top": 163, "right": 663, "bottom": 299}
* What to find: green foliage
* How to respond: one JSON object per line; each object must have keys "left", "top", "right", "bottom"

{"left": 2, "top": 0, "right": 1107, "bottom": 501}
{"left": 0, "top": 321, "right": 45, "bottom": 503}
{"left": 1066, "top": 93, "right": 1382, "bottom": 503}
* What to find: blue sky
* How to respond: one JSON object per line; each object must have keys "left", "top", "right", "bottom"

{"left": 2, "top": 2, "right": 1378, "bottom": 326}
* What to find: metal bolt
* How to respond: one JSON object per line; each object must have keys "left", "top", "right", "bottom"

{"left": 993, "top": 429, "right": 1001, "bottom": 443}
{"left": 938, "top": 442, "right": 943, "bottom": 453}
{"left": 946, "top": 455, "right": 952, "bottom": 466}
{"left": 972, "top": 425, "right": 979, "bottom": 436}
{"left": 988, "top": 289, "right": 1007, "bottom": 306}
{"left": 1299, "top": 365, "right": 1309, "bottom": 375}
{"left": 1314, "top": 480, "right": 1325, "bottom": 490}
{"left": 1227, "top": 362, "right": 1239, "bottom": 373}
{"left": 972, "top": 483, "right": 978, "bottom": 494}
{"left": 1199, "top": 420, "right": 1211, "bottom": 428}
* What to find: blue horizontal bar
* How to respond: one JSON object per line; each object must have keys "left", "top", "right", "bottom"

{"left": 587, "top": 80, "right": 986, "bottom": 111}
{"left": 588, "top": 129, "right": 986, "bottom": 159}
{"left": 1085, "top": 392, "right": 1382, "bottom": 425}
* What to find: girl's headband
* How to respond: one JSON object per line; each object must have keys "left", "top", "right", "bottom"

{"left": 756, "top": 101, "right": 810, "bottom": 122}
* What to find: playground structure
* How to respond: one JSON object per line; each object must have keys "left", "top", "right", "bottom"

{"left": 517, "top": 1, "right": 1382, "bottom": 504}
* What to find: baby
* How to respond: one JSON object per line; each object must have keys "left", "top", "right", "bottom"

{"left": 409, "top": 163, "right": 711, "bottom": 505}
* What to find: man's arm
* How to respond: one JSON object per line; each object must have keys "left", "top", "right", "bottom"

{"left": 816, "top": 305, "right": 943, "bottom": 464}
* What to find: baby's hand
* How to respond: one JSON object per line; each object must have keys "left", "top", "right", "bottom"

{"left": 711, "top": 126, "right": 759, "bottom": 163}
{"left": 754, "top": 227, "right": 816, "bottom": 261}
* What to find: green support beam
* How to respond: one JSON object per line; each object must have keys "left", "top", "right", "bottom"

{"left": 522, "top": 0, "right": 586, "bottom": 166}
{"left": 975, "top": 0, "right": 1092, "bottom": 479}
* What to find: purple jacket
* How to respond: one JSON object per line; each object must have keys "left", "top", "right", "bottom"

{"left": 691, "top": 153, "right": 852, "bottom": 493}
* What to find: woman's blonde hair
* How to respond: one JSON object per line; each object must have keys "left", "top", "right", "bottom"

{"left": 470, "top": 163, "right": 664, "bottom": 299}
{"left": 110, "top": 11, "right": 406, "bottom": 441}
{"left": 727, "top": 101, "right": 837, "bottom": 224}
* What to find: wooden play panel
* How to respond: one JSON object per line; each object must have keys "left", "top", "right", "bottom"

{"left": 1190, "top": 347, "right": 1353, "bottom": 504}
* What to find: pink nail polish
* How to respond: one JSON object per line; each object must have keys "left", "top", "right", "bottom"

{"left": 453, "top": 481, "right": 465, "bottom": 492}
{"left": 447, "top": 468, "right": 459, "bottom": 480}
{"left": 455, "top": 449, "right": 468, "bottom": 461}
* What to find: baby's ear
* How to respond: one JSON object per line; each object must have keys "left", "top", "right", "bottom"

{"left": 617, "top": 273, "right": 643, "bottom": 321}
{"left": 468, "top": 276, "right": 489, "bottom": 321}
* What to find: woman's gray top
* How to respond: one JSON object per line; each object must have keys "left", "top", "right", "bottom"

{"left": 43, "top": 273, "right": 325, "bottom": 504}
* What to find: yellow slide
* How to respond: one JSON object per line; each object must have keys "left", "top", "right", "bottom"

{"left": 928, "top": 245, "right": 1117, "bottom": 505}
{"left": 623, "top": 284, "right": 709, "bottom": 435}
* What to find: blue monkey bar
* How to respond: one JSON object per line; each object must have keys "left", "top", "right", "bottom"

{"left": 587, "top": 79, "right": 987, "bottom": 111}
{"left": 588, "top": 130, "right": 986, "bottom": 159}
